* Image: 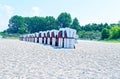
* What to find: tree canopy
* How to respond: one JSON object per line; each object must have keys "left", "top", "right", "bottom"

{"left": 57, "top": 12, "right": 72, "bottom": 28}
{"left": 6, "top": 12, "right": 120, "bottom": 40}
{"left": 71, "top": 18, "right": 81, "bottom": 32}
{"left": 8, "top": 15, "right": 25, "bottom": 34}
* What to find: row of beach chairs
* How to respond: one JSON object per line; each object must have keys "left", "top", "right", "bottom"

{"left": 19, "top": 28, "right": 78, "bottom": 49}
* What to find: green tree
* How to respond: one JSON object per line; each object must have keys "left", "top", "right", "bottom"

{"left": 81, "top": 23, "right": 108, "bottom": 32}
{"left": 78, "top": 31, "right": 101, "bottom": 40}
{"left": 24, "top": 17, "right": 32, "bottom": 33}
{"left": 71, "top": 18, "right": 81, "bottom": 32}
{"left": 8, "top": 15, "right": 25, "bottom": 34}
{"left": 101, "top": 28, "right": 110, "bottom": 39}
{"left": 45, "top": 16, "right": 58, "bottom": 30}
{"left": 57, "top": 12, "right": 72, "bottom": 28}
{"left": 30, "top": 16, "right": 46, "bottom": 33}
{"left": 110, "top": 26, "right": 120, "bottom": 39}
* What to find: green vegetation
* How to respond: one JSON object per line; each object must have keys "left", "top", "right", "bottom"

{"left": 57, "top": 12, "right": 72, "bottom": 28}
{"left": 101, "top": 25, "right": 120, "bottom": 40}
{"left": 101, "top": 28, "right": 110, "bottom": 39}
{"left": 71, "top": 18, "right": 81, "bottom": 32}
{"left": 1, "top": 12, "right": 120, "bottom": 42}
{"left": 6, "top": 12, "right": 72, "bottom": 34}
{"left": 101, "top": 39, "right": 120, "bottom": 43}
{"left": 78, "top": 31, "right": 101, "bottom": 40}
{"left": 0, "top": 32, "right": 20, "bottom": 39}
{"left": 110, "top": 26, "right": 120, "bottom": 39}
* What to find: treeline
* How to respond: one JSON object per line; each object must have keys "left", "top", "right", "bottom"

{"left": 101, "top": 24, "right": 120, "bottom": 39}
{"left": 6, "top": 12, "right": 76, "bottom": 34}
{"left": 79, "top": 23, "right": 120, "bottom": 40}
{"left": 78, "top": 23, "right": 109, "bottom": 40}
{"left": 5, "top": 12, "right": 120, "bottom": 40}
{"left": 7, "top": 15, "right": 58, "bottom": 33}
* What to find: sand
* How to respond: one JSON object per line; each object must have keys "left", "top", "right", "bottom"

{"left": 0, "top": 39, "right": 120, "bottom": 79}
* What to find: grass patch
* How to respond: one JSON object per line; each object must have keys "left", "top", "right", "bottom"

{"left": 0, "top": 32, "right": 20, "bottom": 39}
{"left": 100, "top": 39, "right": 120, "bottom": 43}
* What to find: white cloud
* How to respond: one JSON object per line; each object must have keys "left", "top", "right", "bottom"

{"left": 31, "top": 6, "right": 40, "bottom": 16}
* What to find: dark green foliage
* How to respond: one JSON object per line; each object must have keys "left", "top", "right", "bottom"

{"left": 110, "top": 26, "right": 120, "bottom": 39}
{"left": 31, "top": 16, "right": 46, "bottom": 32}
{"left": 57, "top": 12, "right": 72, "bottom": 28}
{"left": 101, "top": 28, "right": 110, "bottom": 39}
{"left": 7, "top": 12, "right": 72, "bottom": 34}
{"left": 101, "top": 25, "right": 120, "bottom": 39}
{"left": 45, "top": 16, "right": 58, "bottom": 30}
{"left": 82, "top": 23, "right": 108, "bottom": 32}
{"left": 8, "top": 15, "right": 25, "bottom": 33}
{"left": 7, "top": 16, "right": 58, "bottom": 34}
{"left": 71, "top": 18, "right": 81, "bottom": 32}
{"left": 5, "top": 12, "right": 120, "bottom": 40}
{"left": 24, "top": 17, "right": 32, "bottom": 33}
{"left": 78, "top": 31, "right": 101, "bottom": 40}
{"left": 78, "top": 23, "right": 109, "bottom": 40}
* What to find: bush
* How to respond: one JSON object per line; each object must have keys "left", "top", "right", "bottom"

{"left": 78, "top": 31, "right": 101, "bottom": 40}
{"left": 110, "top": 26, "right": 120, "bottom": 39}
{"left": 0, "top": 32, "right": 20, "bottom": 39}
{"left": 101, "top": 28, "right": 110, "bottom": 39}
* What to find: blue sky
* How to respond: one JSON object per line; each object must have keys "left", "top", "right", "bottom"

{"left": 0, "top": 0, "right": 120, "bottom": 31}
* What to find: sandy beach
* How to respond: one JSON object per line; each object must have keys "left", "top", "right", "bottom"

{"left": 0, "top": 39, "right": 120, "bottom": 79}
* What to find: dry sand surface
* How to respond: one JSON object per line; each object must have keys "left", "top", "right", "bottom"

{"left": 0, "top": 39, "right": 120, "bottom": 79}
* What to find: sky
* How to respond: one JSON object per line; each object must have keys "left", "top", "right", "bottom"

{"left": 0, "top": 0, "right": 120, "bottom": 31}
